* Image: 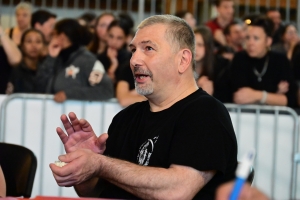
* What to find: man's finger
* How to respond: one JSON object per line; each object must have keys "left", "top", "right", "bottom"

{"left": 68, "top": 112, "right": 82, "bottom": 132}
{"left": 56, "top": 127, "right": 68, "bottom": 144}
{"left": 60, "top": 114, "right": 75, "bottom": 135}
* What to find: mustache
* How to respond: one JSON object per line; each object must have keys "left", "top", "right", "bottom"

{"left": 133, "top": 67, "right": 153, "bottom": 77}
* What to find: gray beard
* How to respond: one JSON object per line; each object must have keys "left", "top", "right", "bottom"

{"left": 135, "top": 81, "right": 154, "bottom": 96}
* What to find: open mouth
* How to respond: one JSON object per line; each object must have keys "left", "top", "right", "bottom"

{"left": 135, "top": 74, "right": 150, "bottom": 79}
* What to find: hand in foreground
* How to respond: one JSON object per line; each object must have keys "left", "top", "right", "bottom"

{"left": 215, "top": 181, "right": 269, "bottom": 200}
{"left": 50, "top": 149, "right": 100, "bottom": 187}
{"left": 233, "top": 87, "right": 260, "bottom": 104}
{"left": 57, "top": 112, "right": 108, "bottom": 154}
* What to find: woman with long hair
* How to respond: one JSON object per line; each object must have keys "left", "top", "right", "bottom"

{"left": 88, "top": 13, "right": 115, "bottom": 55}
{"left": 194, "top": 26, "right": 232, "bottom": 102}
{"left": 97, "top": 13, "right": 133, "bottom": 84}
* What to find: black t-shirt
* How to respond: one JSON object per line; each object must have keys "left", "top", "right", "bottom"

{"left": 9, "top": 62, "right": 38, "bottom": 93}
{"left": 100, "top": 89, "right": 238, "bottom": 199}
{"left": 118, "top": 64, "right": 135, "bottom": 90}
{"left": 0, "top": 46, "right": 12, "bottom": 94}
{"left": 230, "top": 50, "right": 298, "bottom": 107}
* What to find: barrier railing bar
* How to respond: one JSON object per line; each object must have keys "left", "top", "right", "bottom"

{"left": 81, "top": 101, "right": 86, "bottom": 119}
{"left": 39, "top": 95, "right": 48, "bottom": 195}
{"left": 270, "top": 109, "right": 279, "bottom": 199}
{"left": 21, "top": 97, "right": 26, "bottom": 146}
{"left": 276, "top": 0, "right": 279, "bottom": 9}
{"left": 253, "top": 108, "right": 260, "bottom": 186}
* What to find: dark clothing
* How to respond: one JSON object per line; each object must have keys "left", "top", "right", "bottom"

{"left": 0, "top": 46, "right": 11, "bottom": 94}
{"left": 291, "top": 43, "right": 300, "bottom": 87}
{"left": 272, "top": 24, "right": 285, "bottom": 45}
{"left": 100, "top": 89, "right": 238, "bottom": 199}
{"left": 118, "top": 65, "right": 134, "bottom": 90}
{"left": 9, "top": 62, "right": 40, "bottom": 93}
{"left": 213, "top": 55, "right": 232, "bottom": 103}
{"left": 230, "top": 50, "right": 298, "bottom": 107}
{"left": 97, "top": 48, "right": 131, "bottom": 82}
{"left": 36, "top": 45, "right": 114, "bottom": 101}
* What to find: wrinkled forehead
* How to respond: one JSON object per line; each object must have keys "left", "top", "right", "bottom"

{"left": 131, "top": 24, "right": 168, "bottom": 44}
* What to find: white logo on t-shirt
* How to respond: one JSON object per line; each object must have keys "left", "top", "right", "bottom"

{"left": 137, "top": 136, "right": 159, "bottom": 166}
{"left": 65, "top": 65, "right": 80, "bottom": 79}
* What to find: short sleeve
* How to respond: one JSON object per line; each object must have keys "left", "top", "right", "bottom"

{"left": 169, "top": 96, "right": 237, "bottom": 174}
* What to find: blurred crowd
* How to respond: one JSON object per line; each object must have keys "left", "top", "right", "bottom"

{"left": 1, "top": 0, "right": 300, "bottom": 108}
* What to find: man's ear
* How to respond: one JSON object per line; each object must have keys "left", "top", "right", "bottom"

{"left": 178, "top": 49, "right": 192, "bottom": 74}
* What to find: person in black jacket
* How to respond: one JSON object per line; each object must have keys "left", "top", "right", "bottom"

{"left": 35, "top": 19, "right": 113, "bottom": 102}
{"left": 7, "top": 29, "right": 46, "bottom": 94}
{"left": 230, "top": 17, "right": 297, "bottom": 107}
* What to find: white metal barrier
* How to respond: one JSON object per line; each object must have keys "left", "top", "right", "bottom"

{"left": 0, "top": 94, "right": 299, "bottom": 199}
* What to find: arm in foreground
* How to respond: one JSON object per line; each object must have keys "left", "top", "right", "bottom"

{"left": 216, "top": 181, "right": 269, "bottom": 200}
{"left": 50, "top": 149, "right": 215, "bottom": 200}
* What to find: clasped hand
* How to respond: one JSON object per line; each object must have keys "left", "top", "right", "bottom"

{"left": 49, "top": 112, "right": 108, "bottom": 186}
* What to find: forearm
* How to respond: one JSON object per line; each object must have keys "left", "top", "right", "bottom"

{"left": 0, "top": 30, "right": 22, "bottom": 66}
{"left": 97, "top": 155, "right": 212, "bottom": 200}
{"left": 74, "top": 177, "right": 102, "bottom": 197}
{"left": 264, "top": 92, "right": 287, "bottom": 106}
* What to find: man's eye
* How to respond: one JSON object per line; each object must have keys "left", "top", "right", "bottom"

{"left": 131, "top": 48, "right": 136, "bottom": 53}
{"left": 146, "top": 46, "right": 154, "bottom": 51}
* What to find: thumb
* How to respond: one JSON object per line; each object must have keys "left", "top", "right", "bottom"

{"left": 97, "top": 133, "right": 109, "bottom": 150}
{"left": 58, "top": 151, "right": 81, "bottom": 163}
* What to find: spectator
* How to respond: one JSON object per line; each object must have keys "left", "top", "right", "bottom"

{"left": 5, "top": 1, "right": 32, "bottom": 46}
{"left": 77, "top": 12, "right": 97, "bottom": 33}
{"left": 88, "top": 13, "right": 115, "bottom": 55}
{"left": 6, "top": 29, "right": 46, "bottom": 94}
{"left": 290, "top": 43, "right": 300, "bottom": 106}
{"left": 272, "top": 23, "right": 299, "bottom": 60}
{"left": 50, "top": 15, "right": 237, "bottom": 200}
{"left": 97, "top": 16, "right": 133, "bottom": 84}
{"left": 31, "top": 9, "right": 57, "bottom": 44}
{"left": 0, "top": 25, "right": 22, "bottom": 94}
{"left": 230, "top": 17, "right": 298, "bottom": 107}
{"left": 175, "top": 10, "right": 196, "bottom": 29}
{"left": 194, "top": 26, "right": 232, "bottom": 102}
{"left": 223, "top": 21, "right": 245, "bottom": 53}
{"left": 35, "top": 19, "right": 113, "bottom": 102}
{"left": 205, "top": 0, "right": 234, "bottom": 46}
{"left": 266, "top": 8, "right": 284, "bottom": 45}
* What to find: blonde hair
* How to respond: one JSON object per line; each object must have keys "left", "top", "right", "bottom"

{"left": 137, "top": 15, "right": 195, "bottom": 69}
{"left": 15, "top": 1, "right": 32, "bottom": 14}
